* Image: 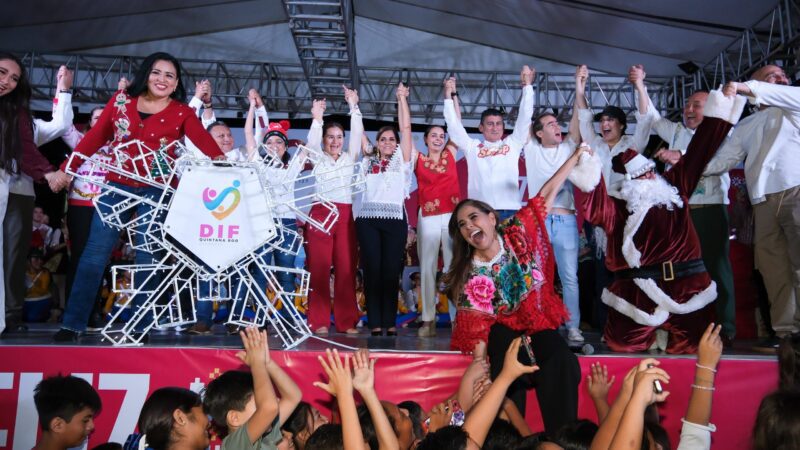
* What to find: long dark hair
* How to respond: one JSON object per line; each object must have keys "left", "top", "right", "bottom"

{"left": 282, "top": 401, "right": 313, "bottom": 448}
{"left": 443, "top": 199, "right": 498, "bottom": 301}
{"left": 138, "top": 387, "right": 202, "bottom": 450}
{"left": 370, "top": 125, "right": 400, "bottom": 156}
{"left": 128, "top": 52, "right": 187, "bottom": 101}
{"left": 0, "top": 52, "right": 31, "bottom": 175}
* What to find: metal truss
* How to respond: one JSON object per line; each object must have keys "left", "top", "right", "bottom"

{"left": 682, "top": 0, "right": 800, "bottom": 94}
{"left": 281, "top": 0, "right": 359, "bottom": 98}
{"left": 19, "top": 51, "right": 680, "bottom": 123}
{"left": 64, "top": 141, "right": 365, "bottom": 347}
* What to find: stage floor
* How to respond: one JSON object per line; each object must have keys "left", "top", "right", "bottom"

{"left": 0, "top": 322, "right": 777, "bottom": 360}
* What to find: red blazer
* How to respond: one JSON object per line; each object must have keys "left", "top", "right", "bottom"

{"left": 63, "top": 91, "right": 223, "bottom": 187}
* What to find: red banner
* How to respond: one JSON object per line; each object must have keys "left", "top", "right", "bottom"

{"left": 0, "top": 347, "right": 775, "bottom": 450}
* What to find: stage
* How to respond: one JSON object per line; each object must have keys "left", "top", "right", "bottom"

{"left": 0, "top": 324, "right": 777, "bottom": 450}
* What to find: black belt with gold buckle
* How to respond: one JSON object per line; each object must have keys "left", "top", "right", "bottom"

{"left": 614, "top": 259, "right": 706, "bottom": 282}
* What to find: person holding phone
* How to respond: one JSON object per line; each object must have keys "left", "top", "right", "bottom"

{"left": 443, "top": 143, "right": 592, "bottom": 434}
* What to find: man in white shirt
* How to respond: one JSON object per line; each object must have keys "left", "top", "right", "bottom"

{"left": 4, "top": 66, "right": 73, "bottom": 333}
{"left": 443, "top": 66, "right": 535, "bottom": 220}
{"left": 630, "top": 65, "right": 736, "bottom": 346}
{"left": 704, "top": 65, "right": 800, "bottom": 342}
{"left": 523, "top": 97, "right": 584, "bottom": 341}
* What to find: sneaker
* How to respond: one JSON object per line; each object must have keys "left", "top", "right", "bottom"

{"left": 53, "top": 328, "right": 80, "bottom": 343}
{"left": 186, "top": 323, "right": 212, "bottom": 335}
{"left": 567, "top": 328, "right": 584, "bottom": 342}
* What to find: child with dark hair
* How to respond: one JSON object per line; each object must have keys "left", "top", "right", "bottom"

{"left": 203, "top": 328, "right": 301, "bottom": 450}
{"left": 280, "top": 401, "right": 329, "bottom": 450}
{"left": 33, "top": 375, "right": 102, "bottom": 450}
{"left": 137, "top": 387, "right": 207, "bottom": 450}
{"left": 304, "top": 424, "right": 344, "bottom": 450}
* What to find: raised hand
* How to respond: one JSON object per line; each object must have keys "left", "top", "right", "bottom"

{"left": 628, "top": 64, "right": 646, "bottom": 87}
{"left": 352, "top": 348, "right": 376, "bottom": 393}
{"left": 118, "top": 77, "right": 129, "bottom": 91}
{"left": 521, "top": 65, "right": 535, "bottom": 86}
{"left": 587, "top": 362, "right": 615, "bottom": 401}
{"left": 396, "top": 82, "right": 409, "bottom": 100}
{"left": 311, "top": 98, "right": 327, "bottom": 121}
{"left": 194, "top": 80, "right": 209, "bottom": 101}
{"left": 444, "top": 76, "right": 457, "bottom": 98}
{"left": 235, "top": 327, "right": 269, "bottom": 368}
{"left": 697, "top": 323, "right": 723, "bottom": 370}
{"left": 313, "top": 348, "right": 353, "bottom": 398}
{"left": 428, "top": 400, "right": 454, "bottom": 433}
{"left": 630, "top": 364, "right": 670, "bottom": 406}
{"left": 575, "top": 65, "right": 588, "bottom": 93}
{"left": 499, "top": 337, "right": 539, "bottom": 381}
{"left": 343, "top": 85, "right": 359, "bottom": 108}
{"left": 56, "top": 65, "right": 74, "bottom": 91}
{"left": 722, "top": 81, "right": 738, "bottom": 98}
{"left": 654, "top": 148, "right": 682, "bottom": 166}
{"left": 248, "top": 88, "right": 263, "bottom": 108}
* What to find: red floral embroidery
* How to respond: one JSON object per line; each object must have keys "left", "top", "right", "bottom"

{"left": 504, "top": 224, "right": 533, "bottom": 265}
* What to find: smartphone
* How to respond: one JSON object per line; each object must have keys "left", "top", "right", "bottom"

{"left": 647, "top": 363, "right": 663, "bottom": 394}
{"left": 521, "top": 336, "right": 536, "bottom": 366}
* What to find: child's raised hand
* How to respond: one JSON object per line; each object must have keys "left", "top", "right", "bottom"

{"left": 586, "top": 362, "right": 615, "bottom": 401}
{"left": 499, "top": 337, "right": 539, "bottom": 381}
{"left": 630, "top": 365, "right": 670, "bottom": 407}
{"left": 697, "top": 323, "right": 723, "bottom": 370}
{"left": 352, "top": 348, "right": 376, "bottom": 393}
{"left": 314, "top": 348, "right": 353, "bottom": 398}
{"left": 235, "top": 327, "right": 268, "bottom": 368}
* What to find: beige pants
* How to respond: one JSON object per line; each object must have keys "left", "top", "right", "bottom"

{"left": 754, "top": 185, "right": 800, "bottom": 336}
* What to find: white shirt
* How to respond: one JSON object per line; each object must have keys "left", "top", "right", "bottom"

{"left": 523, "top": 137, "right": 577, "bottom": 210}
{"left": 356, "top": 148, "right": 412, "bottom": 220}
{"left": 11, "top": 92, "right": 73, "bottom": 196}
{"left": 640, "top": 98, "right": 730, "bottom": 205}
{"left": 184, "top": 96, "right": 219, "bottom": 159}
{"left": 704, "top": 81, "right": 800, "bottom": 204}
{"left": 443, "top": 85, "right": 534, "bottom": 210}
{"left": 676, "top": 419, "right": 716, "bottom": 450}
{"left": 578, "top": 107, "right": 651, "bottom": 196}
{"left": 306, "top": 108, "right": 364, "bottom": 204}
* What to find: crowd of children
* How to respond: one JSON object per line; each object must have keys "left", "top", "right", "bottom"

{"left": 30, "top": 324, "right": 800, "bottom": 450}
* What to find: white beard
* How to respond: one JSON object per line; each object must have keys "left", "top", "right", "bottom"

{"left": 618, "top": 174, "right": 684, "bottom": 213}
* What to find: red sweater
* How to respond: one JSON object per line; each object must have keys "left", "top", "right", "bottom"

{"left": 19, "top": 111, "right": 54, "bottom": 182}
{"left": 62, "top": 91, "right": 224, "bottom": 187}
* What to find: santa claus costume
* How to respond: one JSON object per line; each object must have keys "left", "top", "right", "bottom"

{"left": 571, "top": 89, "right": 746, "bottom": 353}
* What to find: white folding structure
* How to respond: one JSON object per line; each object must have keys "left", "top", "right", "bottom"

{"left": 66, "top": 141, "right": 365, "bottom": 347}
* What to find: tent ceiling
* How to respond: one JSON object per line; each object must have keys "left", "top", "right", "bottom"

{"left": 3, "top": 1, "right": 780, "bottom": 77}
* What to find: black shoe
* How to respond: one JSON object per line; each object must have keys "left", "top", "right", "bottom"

{"left": 371, "top": 329, "right": 383, "bottom": 337}
{"left": 86, "top": 314, "right": 108, "bottom": 332}
{"left": 5, "top": 323, "right": 28, "bottom": 333}
{"left": 53, "top": 328, "right": 80, "bottom": 343}
{"left": 386, "top": 328, "right": 397, "bottom": 337}
{"left": 721, "top": 334, "right": 734, "bottom": 349}
{"left": 753, "top": 336, "right": 779, "bottom": 353}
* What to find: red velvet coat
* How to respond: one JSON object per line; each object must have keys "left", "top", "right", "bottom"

{"left": 579, "top": 118, "right": 733, "bottom": 352}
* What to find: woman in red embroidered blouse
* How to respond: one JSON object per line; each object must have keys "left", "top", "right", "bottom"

{"left": 397, "top": 81, "right": 461, "bottom": 337}
{"left": 53, "top": 52, "right": 224, "bottom": 342}
{"left": 443, "top": 142, "right": 591, "bottom": 433}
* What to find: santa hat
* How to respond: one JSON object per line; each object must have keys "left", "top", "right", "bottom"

{"left": 612, "top": 149, "right": 655, "bottom": 180}
{"left": 263, "top": 120, "right": 291, "bottom": 146}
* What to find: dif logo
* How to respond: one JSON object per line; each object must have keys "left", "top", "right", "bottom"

{"left": 199, "top": 180, "right": 241, "bottom": 240}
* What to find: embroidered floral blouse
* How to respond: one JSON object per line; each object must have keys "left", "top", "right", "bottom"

{"left": 451, "top": 195, "right": 570, "bottom": 353}
{"left": 415, "top": 149, "right": 460, "bottom": 216}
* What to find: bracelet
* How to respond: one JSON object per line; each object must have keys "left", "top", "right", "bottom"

{"left": 59, "top": 89, "right": 72, "bottom": 94}
{"left": 450, "top": 91, "right": 459, "bottom": 97}
{"left": 696, "top": 363, "right": 717, "bottom": 373}
{"left": 691, "top": 384, "right": 715, "bottom": 391}
{"left": 203, "top": 103, "right": 213, "bottom": 109}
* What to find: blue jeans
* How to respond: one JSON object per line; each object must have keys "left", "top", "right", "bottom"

{"left": 62, "top": 183, "right": 164, "bottom": 332}
{"left": 195, "top": 279, "right": 229, "bottom": 327}
{"left": 496, "top": 209, "right": 518, "bottom": 222}
{"left": 252, "top": 219, "right": 298, "bottom": 293}
{"left": 545, "top": 214, "right": 580, "bottom": 329}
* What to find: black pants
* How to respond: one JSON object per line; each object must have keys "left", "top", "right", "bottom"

{"left": 487, "top": 324, "right": 580, "bottom": 435}
{"left": 356, "top": 217, "right": 407, "bottom": 329}
{"left": 4, "top": 193, "right": 35, "bottom": 326}
{"left": 66, "top": 205, "right": 95, "bottom": 304}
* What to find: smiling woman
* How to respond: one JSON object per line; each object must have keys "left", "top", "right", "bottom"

{"left": 53, "top": 52, "right": 225, "bottom": 342}
{"left": 443, "top": 143, "right": 591, "bottom": 434}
